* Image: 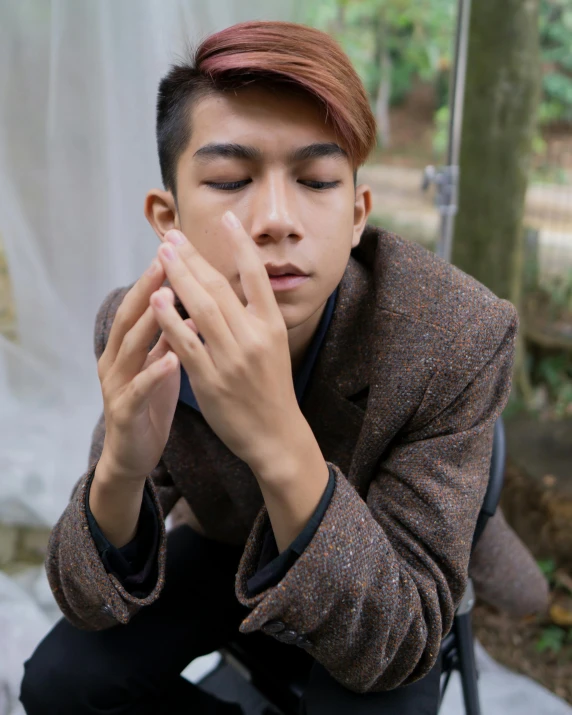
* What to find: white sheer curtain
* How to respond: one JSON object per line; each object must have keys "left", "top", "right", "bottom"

{"left": 0, "top": 0, "right": 299, "bottom": 527}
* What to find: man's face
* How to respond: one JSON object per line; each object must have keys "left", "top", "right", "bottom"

{"left": 147, "top": 85, "right": 371, "bottom": 331}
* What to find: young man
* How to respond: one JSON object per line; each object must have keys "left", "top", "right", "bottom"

{"left": 21, "top": 20, "right": 547, "bottom": 715}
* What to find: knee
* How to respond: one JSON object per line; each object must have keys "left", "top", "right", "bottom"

{"left": 20, "top": 650, "right": 68, "bottom": 715}
{"left": 20, "top": 646, "right": 102, "bottom": 715}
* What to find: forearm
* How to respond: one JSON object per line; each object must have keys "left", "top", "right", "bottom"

{"left": 90, "top": 458, "right": 146, "bottom": 548}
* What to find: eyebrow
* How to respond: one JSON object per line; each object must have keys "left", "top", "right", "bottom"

{"left": 193, "top": 142, "right": 348, "bottom": 163}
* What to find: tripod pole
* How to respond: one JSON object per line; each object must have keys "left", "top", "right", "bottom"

{"left": 423, "top": 0, "right": 472, "bottom": 262}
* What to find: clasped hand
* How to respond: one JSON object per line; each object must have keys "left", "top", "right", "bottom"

{"left": 150, "top": 211, "right": 300, "bottom": 473}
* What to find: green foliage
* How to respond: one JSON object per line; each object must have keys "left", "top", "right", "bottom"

{"left": 535, "top": 625, "right": 572, "bottom": 654}
{"left": 539, "top": 0, "right": 572, "bottom": 124}
{"left": 303, "top": 0, "right": 456, "bottom": 108}
{"left": 535, "top": 353, "right": 572, "bottom": 418}
{"left": 538, "top": 558, "right": 557, "bottom": 581}
{"left": 432, "top": 105, "right": 449, "bottom": 158}
{"left": 304, "top": 0, "right": 572, "bottom": 133}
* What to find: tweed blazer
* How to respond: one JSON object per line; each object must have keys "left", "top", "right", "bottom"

{"left": 46, "top": 226, "right": 545, "bottom": 693}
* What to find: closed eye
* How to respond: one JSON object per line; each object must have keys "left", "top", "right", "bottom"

{"left": 205, "top": 180, "right": 251, "bottom": 191}
{"left": 205, "top": 179, "right": 341, "bottom": 191}
{"left": 300, "top": 180, "right": 340, "bottom": 190}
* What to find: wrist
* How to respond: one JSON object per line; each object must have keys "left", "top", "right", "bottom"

{"left": 95, "top": 451, "right": 148, "bottom": 489}
{"left": 249, "top": 415, "right": 321, "bottom": 486}
{"left": 91, "top": 458, "right": 147, "bottom": 549}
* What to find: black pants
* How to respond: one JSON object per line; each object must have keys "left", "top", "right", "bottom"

{"left": 21, "top": 525, "right": 441, "bottom": 715}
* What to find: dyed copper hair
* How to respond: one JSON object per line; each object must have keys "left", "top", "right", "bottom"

{"left": 156, "top": 21, "right": 377, "bottom": 192}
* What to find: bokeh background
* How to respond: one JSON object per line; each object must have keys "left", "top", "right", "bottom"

{"left": 0, "top": 1, "right": 571, "bottom": 713}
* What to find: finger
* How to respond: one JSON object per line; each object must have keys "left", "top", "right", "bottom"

{"left": 157, "top": 242, "right": 239, "bottom": 360}
{"left": 221, "top": 211, "right": 281, "bottom": 322}
{"left": 144, "top": 330, "right": 172, "bottom": 368}
{"left": 103, "top": 259, "right": 166, "bottom": 370}
{"left": 143, "top": 317, "right": 199, "bottom": 370}
{"left": 126, "top": 350, "right": 179, "bottom": 416}
{"left": 162, "top": 230, "right": 249, "bottom": 340}
{"left": 183, "top": 317, "right": 199, "bottom": 335}
{"left": 150, "top": 287, "right": 217, "bottom": 383}
{"left": 106, "top": 289, "right": 175, "bottom": 393}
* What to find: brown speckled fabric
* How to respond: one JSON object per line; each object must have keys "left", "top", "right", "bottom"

{"left": 45, "top": 226, "right": 547, "bottom": 693}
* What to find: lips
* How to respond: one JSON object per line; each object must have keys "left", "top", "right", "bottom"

{"left": 267, "top": 274, "right": 309, "bottom": 291}
{"left": 264, "top": 263, "right": 307, "bottom": 277}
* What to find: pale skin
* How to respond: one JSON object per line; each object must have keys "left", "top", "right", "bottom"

{"left": 91, "top": 86, "right": 371, "bottom": 554}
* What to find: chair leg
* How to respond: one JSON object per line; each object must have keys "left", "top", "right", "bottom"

{"left": 455, "top": 611, "right": 481, "bottom": 715}
{"left": 438, "top": 667, "right": 453, "bottom": 711}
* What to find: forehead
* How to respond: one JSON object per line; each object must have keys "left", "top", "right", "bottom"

{"left": 187, "top": 86, "right": 342, "bottom": 156}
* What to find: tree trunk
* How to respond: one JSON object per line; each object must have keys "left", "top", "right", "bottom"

{"left": 328, "top": 1, "right": 346, "bottom": 38}
{"left": 452, "top": 0, "right": 541, "bottom": 307}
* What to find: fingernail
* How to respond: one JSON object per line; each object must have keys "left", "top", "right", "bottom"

{"left": 161, "top": 244, "right": 176, "bottom": 261}
{"left": 166, "top": 230, "right": 185, "bottom": 245}
{"left": 222, "top": 210, "right": 240, "bottom": 228}
{"left": 146, "top": 259, "right": 159, "bottom": 276}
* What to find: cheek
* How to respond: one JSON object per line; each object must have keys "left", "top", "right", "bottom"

{"left": 178, "top": 225, "right": 237, "bottom": 285}
{"left": 304, "top": 189, "right": 355, "bottom": 227}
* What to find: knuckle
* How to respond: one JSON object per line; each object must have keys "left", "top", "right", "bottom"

{"left": 269, "top": 318, "right": 288, "bottom": 340}
{"left": 100, "top": 374, "right": 114, "bottom": 400}
{"left": 128, "top": 378, "right": 145, "bottom": 403}
{"left": 244, "top": 334, "right": 267, "bottom": 358}
{"left": 107, "top": 402, "right": 125, "bottom": 428}
{"left": 196, "top": 299, "right": 218, "bottom": 321}
{"left": 220, "top": 358, "right": 246, "bottom": 381}
{"left": 121, "top": 329, "right": 138, "bottom": 354}
{"left": 204, "top": 277, "right": 227, "bottom": 294}
{"left": 114, "top": 305, "right": 130, "bottom": 330}
{"left": 97, "top": 356, "right": 107, "bottom": 381}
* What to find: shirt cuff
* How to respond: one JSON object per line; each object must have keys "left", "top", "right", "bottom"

{"left": 245, "top": 463, "right": 336, "bottom": 597}
{"left": 85, "top": 476, "right": 160, "bottom": 598}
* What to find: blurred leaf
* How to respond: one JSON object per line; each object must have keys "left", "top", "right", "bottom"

{"left": 538, "top": 558, "right": 557, "bottom": 579}
{"left": 536, "top": 625, "right": 566, "bottom": 654}
{"left": 539, "top": 0, "right": 572, "bottom": 123}
{"left": 550, "top": 604, "right": 572, "bottom": 627}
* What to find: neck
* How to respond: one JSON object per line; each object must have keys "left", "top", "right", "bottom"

{"left": 288, "top": 299, "right": 328, "bottom": 374}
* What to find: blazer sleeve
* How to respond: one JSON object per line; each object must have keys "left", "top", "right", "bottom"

{"left": 235, "top": 299, "right": 519, "bottom": 694}
{"left": 45, "top": 286, "right": 181, "bottom": 631}
{"left": 85, "top": 477, "right": 161, "bottom": 598}
{"left": 246, "top": 464, "right": 335, "bottom": 596}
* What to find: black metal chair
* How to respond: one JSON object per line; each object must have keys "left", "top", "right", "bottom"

{"left": 219, "top": 417, "right": 506, "bottom": 715}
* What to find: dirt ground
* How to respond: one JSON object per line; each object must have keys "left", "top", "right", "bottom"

{"left": 472, "top": 456, "right": 572, "bottom": 705}
{"left": 473, "top": 598, "right": 572, "bottom": 705}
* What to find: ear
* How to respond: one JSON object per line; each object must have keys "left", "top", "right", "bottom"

{"left": 351, "top": 184, "right": 372, "bottom": 250}
{"left": 144, "top": 189, "right": 180, "bottom": 242}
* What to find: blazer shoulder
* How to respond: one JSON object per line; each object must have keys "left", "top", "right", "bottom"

{"left": 93, "top": 284, "right": 134, "bottom": 360}
{"left": 360, "top": 226, "right": 518, "bottom": 334}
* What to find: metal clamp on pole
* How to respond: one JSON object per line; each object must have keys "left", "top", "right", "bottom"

{"left": 422, "top": 165, "right": 459, "bottom": 261}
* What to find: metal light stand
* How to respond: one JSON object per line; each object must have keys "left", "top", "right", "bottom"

{"left": 422, "top": 0, "right": 472, "bottom": 262}
{"left": 427, "top": 2, "right": 483, "bottom": 712}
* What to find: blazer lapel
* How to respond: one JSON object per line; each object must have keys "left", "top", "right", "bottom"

{"left": 299, "top": 253, "right": 374, "bottom": 481}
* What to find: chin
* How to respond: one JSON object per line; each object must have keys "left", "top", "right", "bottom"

{"left": 278, "top": 302, "right": 313, "bottom": 330}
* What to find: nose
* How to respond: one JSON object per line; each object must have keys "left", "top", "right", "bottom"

{"left": 249, "top": 172, "right": 304, "bottom": 244}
